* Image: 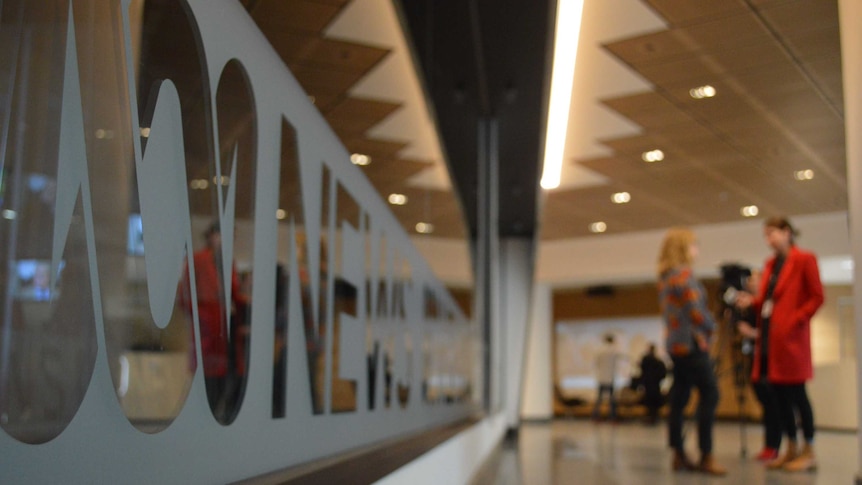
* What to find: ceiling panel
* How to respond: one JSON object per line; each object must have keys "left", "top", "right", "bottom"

{"left": 675, "top": 13, "right": 772, "bottom": 50}
{"left": 250, "top": 0, "right": 342, "bottom": 33}
{"left": 263, "top": 32, "right": 390, "bottom": 74}
{"left": 324, "top": 97, "right": 401, "bottom": 136}
{"left": 240, "top": 0, "right": 847, "bottom": 243}
{"left": 758, "top": 0, "right": 839, "bottom": 37}
{"left": 643, "top": 0, "right": 748, "bottom": 26}
{"left": 601, "top": 92, "right": 695, "bottom": 129}
{"left": 602, "top": 30, "right": 695, "bottom": 67}
{"left": 546, "top": 0, "right": 846, "bottom": 241}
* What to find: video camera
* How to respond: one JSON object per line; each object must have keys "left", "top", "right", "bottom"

{"left": 719, "top": 263, "right": 755, "bottom": 355}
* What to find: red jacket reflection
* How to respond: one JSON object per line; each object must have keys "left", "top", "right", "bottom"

{"left": 186, "top": 247, "right": 246, "bottom": 378}
{"left": 750, "top": 246, "right": 824, "bottom": 384}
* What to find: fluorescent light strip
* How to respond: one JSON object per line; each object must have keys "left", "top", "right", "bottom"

{"left": 540, "top": 0, "right": 585, "bottom": 190}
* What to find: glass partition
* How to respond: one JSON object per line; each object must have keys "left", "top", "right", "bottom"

{"left": 0, "top": 0, "right": 480, "bottom": 481}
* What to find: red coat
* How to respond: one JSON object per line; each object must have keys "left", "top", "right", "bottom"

{"left": 750, "top": 246, "right": 824, "bottom": 384}
{"left": 183, "top": 247, "right": 246, "bottom": 377}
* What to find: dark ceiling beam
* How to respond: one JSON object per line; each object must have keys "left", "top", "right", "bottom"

{"left": 396, "top": 0, "right": 555, "bottom": 239}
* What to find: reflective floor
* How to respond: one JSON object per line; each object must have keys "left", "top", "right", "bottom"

{"left": 471, "top": 419, "right": 859, "bottom": 485}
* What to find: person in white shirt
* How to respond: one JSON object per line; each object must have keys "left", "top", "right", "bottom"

{"left": 592, "top": 334, "right": 623, "bottom": 421}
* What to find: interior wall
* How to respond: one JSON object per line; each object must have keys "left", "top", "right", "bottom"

{"left": 538, "top": 212, "right": 852, "bottom": 288}
{"left": 414, "top": 212, "right": 853, "bottom": 290}
{"left": 521, "top": 283, "right": 553, "bottom": 420}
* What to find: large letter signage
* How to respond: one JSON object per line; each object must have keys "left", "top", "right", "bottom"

{"left": 0, "top": 0, "right": 479, "bottom": 483}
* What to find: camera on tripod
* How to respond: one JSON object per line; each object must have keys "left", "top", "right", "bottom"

{"left": 719, "top": 263, "right": 755, "bottom": 355}
{"left": 718, "top": 263, "right": 758, "bottom": 457}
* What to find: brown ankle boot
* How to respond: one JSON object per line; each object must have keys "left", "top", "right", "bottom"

{"left": 784, "top": 443, "right": 816, "bottom": 472}
{"left": 767, "top": 441, "right": 797, "bottom": 469}
{"left": 672, "top": 449, "right": 697, "bottom": 472}
{"left": 699, "top": 453, "right": 727, "bottom": 476}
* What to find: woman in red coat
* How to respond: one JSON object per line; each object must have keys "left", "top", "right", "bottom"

{"left": 737, "top": 217, "right": 823, "bottom": 472}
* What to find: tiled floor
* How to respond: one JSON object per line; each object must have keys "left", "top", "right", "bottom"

{"left": 471, "top": 419, "right": 859, "bottom": 484}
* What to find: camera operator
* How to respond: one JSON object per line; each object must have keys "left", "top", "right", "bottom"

{"left": 729, "top": 270, "right": 782, "bottom": 462}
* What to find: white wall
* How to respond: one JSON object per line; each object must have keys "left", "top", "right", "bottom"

{"left": 414, "top": 212, "right": 852, "bottom": 289}
{"left": 537, "top": 211, "right": 851, "bottom": 287}
{"left": 521, "top": 284, "right": 553, "bottom": 420}
{"left": 373, "top": 413, "right": 507, "bottom": 485}
{"left": 499, "top": 239, "right": 535, "bottom": 429}
{"left": 839, "top": 0, "right": 862, "bottom": 477}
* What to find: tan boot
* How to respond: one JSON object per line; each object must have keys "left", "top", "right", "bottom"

{"left": 699, "top": 453, "right": 727, "bottom": 476}
{"left": 672, "top": 449, "right": 697, "bottom": 472}
{"left": 784, "top": 443, "right": 817, "bottom": 472}
{"left": 767, "top": 441, "right": 797, "bottom": 469}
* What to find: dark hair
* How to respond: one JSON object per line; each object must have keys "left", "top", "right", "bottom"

{"left": 204, "top": 221, "right": 220, "bottom": 238}
{"left": 764, "top": 216, "right": 798, "bottom": 244}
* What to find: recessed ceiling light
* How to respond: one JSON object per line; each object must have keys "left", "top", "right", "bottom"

{"left": 189, "top": 179, "right": 209, "bottom": 190}
{"left": 611, "top": 192, "right": 631, "bottom": 204}
{"left": 642, "top": 149, "right": 664, "bottom": 163}
{"left": 350, "top": 153, "right": 371, "bottom": 166}
{"left": 388, "top": 193, "right": 408, "bottom": 205}
{"left": 590, "top": 221, "right": 607, "bottom": 233}
{"left": 276, "top": 209, "right": 286, "bottom": 220}
{"left": 416, "top": 222, "right": 434, "bottom": 234}
{"left": 689, "top": 85, "right": 717, "bottom": 99}
{"left": 794, "top": 169, "right": 814, "bottom": 181}
{"left": 2, "top": 209, "right": 16, "bottom": 220}
{"left": 741, "top": 205, "right": 759, "bottom": 217}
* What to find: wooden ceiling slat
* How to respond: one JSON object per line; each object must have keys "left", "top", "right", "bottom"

{"left": 324, "top": 97, "right": 401, "bottom": 136}
{"left": 643, "top": 0, "right": 748, "bottom": 26}
{"left": 342, "top": 138, "right": 409, "bottom": 159}
{"left": 251, "top": 0, "right": 341, "bottom": 33}
{"left": 287, "top": 64, "right": 365, "bottom": 97}
{"left": 263, "top": 31, "right": 389, "bottom": 74}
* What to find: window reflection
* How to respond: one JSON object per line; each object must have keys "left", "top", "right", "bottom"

{"left": 0, "top": 0, "right": 97, "bottom": 444}
{"left": 0, "top": 0, "right": 483, "bottom": 449}
{"left": 274, "top": 120, "right": 328, "bottom": 416}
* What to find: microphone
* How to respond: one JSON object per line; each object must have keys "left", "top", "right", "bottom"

{"left": 722, "top": 287, "right": 738, "bottom": 306}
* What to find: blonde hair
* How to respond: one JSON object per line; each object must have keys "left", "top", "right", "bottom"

{"left": 657, "top": 227, "right": 696, "bottom": 276}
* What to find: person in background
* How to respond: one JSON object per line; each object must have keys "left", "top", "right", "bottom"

{"left": 657, "top": 228, "right": 725, "bottom": 476}
{"left": 186, "top": 222, "right": 249, "bottom": 424}
{"left": 736, "top": 217, "right": 823, "bottom": 472}
{"left": 638, "top": 343, "right": 667, "bottom": 425}
{"left": 592, "top": 333, "right": 623, "bottom": 422}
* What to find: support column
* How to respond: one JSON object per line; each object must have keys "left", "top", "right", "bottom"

{"left": 500, "top": 238, "right": 536, "bottom": 434}
{"left": 839, "top": 1, "right": 862, "bottom": 483}
{"left": 521, "top": 282, "right": 553, "bottom": 420}
{"left": 475, "top": 118, "right": 500, "bottom": 412}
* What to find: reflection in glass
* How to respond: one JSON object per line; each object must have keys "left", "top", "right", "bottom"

{"left": 331, "top": 183, "right": 360, "bottom": 413}
{"left": 274, "top": 119, "right": 327, "bottom": 416}
{"left": 103, "top": 0, "right": 200, "bottom": 432}
{"left": 0, "top": 0, "right": 483, "bottom": 449}
{"left": 0, "top": 0, "right": 99, "bottom": 444}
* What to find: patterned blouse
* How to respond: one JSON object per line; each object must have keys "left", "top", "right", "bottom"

{"left": 659, "top": 267, "right": 717, "bottom": 357}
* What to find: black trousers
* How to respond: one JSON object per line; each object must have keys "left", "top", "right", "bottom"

{"left": 668, "top": 353, "right": 719, "bottom": 454}
{"left": 753, "top": 381, "right": 782, "bottom": 449}
{"left": 773, "top": 383, "right": 815, "bottom": 443}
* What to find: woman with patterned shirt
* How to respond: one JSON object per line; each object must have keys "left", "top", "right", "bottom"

{"left": 658, "top": 228, "right": 725, "bottom": 476}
